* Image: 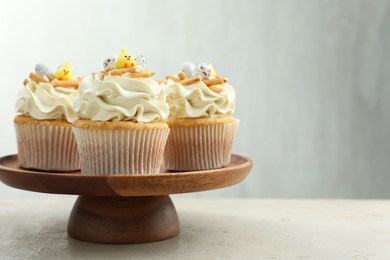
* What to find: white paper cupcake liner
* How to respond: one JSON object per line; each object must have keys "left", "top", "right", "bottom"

{"left": 72, "top": 127, "right": 170, "bottom": 175}
{"left": 164, "top": 121, "right": 238, "bottom": 171}
{"left": 14, "top": 123, "right": 79, "bottom": 171}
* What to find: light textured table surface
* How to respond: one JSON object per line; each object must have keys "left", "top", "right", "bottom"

{"left": 0, "top": 198, "right": 389, "bottom": 259}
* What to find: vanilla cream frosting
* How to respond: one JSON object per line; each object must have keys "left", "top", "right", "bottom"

{"left": 73, "top": 73, "right": 169, "bottom": 122}
{"left": 16, "top": 80, "right": 78, "bottom": 122}
{"left": 164, "top": 80, "right": 235, "bottom": 118}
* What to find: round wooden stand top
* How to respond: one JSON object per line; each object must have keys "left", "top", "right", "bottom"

{"left": 0, "top": 154, "right": 252, "bottom": 197}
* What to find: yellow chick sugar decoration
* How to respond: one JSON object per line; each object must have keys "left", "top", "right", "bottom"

{"left": 115, "top": 48, "right": 136, "bottom": 69}
{"left": 209, "top": 63, "right": 217, "bottom": 78}
{"left": 54, "top": 62, "right": 74, "bottom": 81}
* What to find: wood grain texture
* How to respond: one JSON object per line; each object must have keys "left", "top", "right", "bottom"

{"left": 0, "top": 154, "right": 252, "bottom": 244}
{"left": 0, "top": 154, "right": 252, "bottom": 196}
{"left": 67, "top": 195, "right": 179, "bottom": 244}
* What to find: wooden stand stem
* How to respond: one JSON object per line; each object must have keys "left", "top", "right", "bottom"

{"left": 67, "top": 195, "right": 180, "bottom": 244}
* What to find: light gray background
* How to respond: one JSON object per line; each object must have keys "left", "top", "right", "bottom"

{"left": 0, "top": 0, "right": 389, "bottom": 199}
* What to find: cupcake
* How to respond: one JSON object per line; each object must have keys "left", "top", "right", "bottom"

{"left": 72, "top": 49, "right": 170, "bottom": 175}
{"left": 15, "top": 62, "right": 80, "bottom": 171}
{"left": 163, "top": 62, "right": 238, "bottom": 171}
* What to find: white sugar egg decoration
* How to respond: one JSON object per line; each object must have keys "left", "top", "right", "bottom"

{"left": 193, "top": 63, "right": 211, "bottom": 79}
{"left": 103, "top": 57, "right": 116, "bottom": 69}
{"left": 181, "top": 62, "right": 196, "bottom": 78}
{"left": 34, "top": 63, "right": 50, "bottom": 77}
{"left": 135, "top": 55, "right": 147, "bottom": 69}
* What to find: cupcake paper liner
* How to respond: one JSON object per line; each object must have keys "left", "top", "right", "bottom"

{"left": 72, "top": 128, "right": 170, "bottom": 174}
{"left": 15, "top": 123, "right": 79, "bottom": 171}
{"left": 164, "top": 121, "right": 238, "bottom": 171}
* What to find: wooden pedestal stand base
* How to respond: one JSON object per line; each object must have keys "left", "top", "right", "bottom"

{"left": 0, "top": 154, "right": 252, "bottom": 244}
{"left": 68, "top": 195, "right": 179, "bottom": 244}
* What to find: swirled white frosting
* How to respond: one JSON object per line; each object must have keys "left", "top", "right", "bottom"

{"left": 73, "top": 73, "right": 169, "bottom": 122}
{"left": 15, "top": 81, "right": 78, "bottom": 122}
{"left": 163, "top": 80, "right": 235, "bottom": 118}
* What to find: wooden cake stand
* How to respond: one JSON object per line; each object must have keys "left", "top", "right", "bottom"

{"left": 0, "top": 154, "right": 252, "bottom": 244}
